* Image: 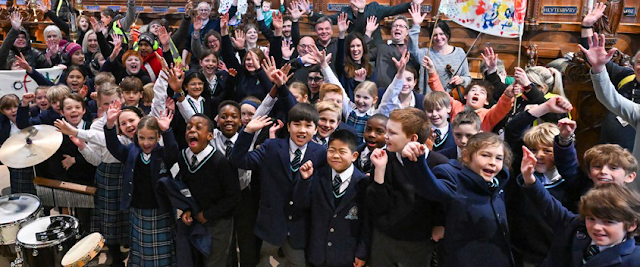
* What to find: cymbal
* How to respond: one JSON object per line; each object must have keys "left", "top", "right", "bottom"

{"left": 0, "top": 125, "right": 63, "bottom": 168}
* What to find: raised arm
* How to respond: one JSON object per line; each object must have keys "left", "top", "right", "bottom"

{"left": 119, "top": 0, "right": 137, "bottom": 30}
{"left": 377, "top": 51, "right": 410, "bottom": 116}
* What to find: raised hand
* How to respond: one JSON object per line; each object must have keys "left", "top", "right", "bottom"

{"left": 393, "top": 51, "right": 411, "bottom": 76}
{"left": 228, "top": 68, "right": 238, "bottom": 77}
{"left": 36, "top": 2, "right": 47, "bottom": 12}
{"left": 370, "top": 148, "right": 388, "bottom": 168}
{"left": 354, "top": 68, "right": 367, "bottom": 82}
{"left": 583, "top": 2, "right": 606, "bottom": 27}
{"left": 15, "top": 53, "right": 32, "bottom": 73}
{"left": 513, "top": 67, "right": 531, "bottom": 86}
{"left": 578, "top": 33, "right": 617, "bottom": 73}
{"left": 109, "top": 33, "right": 123, "bottom": 50}
{"left": 352, "top": 0, "right": 366, "bottom": 12}
{"left": 90, "top": 17, "right": 105, "bottom": 34}
{"left": 480, "top": 47, "right": 498, "bottom": 74}
{"left": 262, "top": 56, "right": 278, "bottom": 80}
{"left": 281, "top": 39, "right": 294, "bottom": 59}
{"left": 401, "top": 141, "right": 426, "bottom": 162}
{"left": 78, "top": 86, "right": 88, "bottom": 99}
{"left": 269, "top": 119, "right": 284, "bottom": 138}
{"left": 272, "top": 12, "right": 284, "bottom": 34}
{"left": 309, "top": 46, "right": 328, "bottom": 68}
{"left": 558, "top": 118, "right": 577, "bottom": 139}
{"left": 109, "top": 41, "right": 123, "bottom": 61}
{"left": 10, "top": 11, "right": 22, "bottom": 31}
{"left": 185, "top": 0, "right": 194, "bottom": 17}
{"left": 167, "top": 63, "right": 185, "bottom": 93}
{"left": 409, "top": 3, "right": 427, "bottom": 26}
{"left": 157, "top": 109, "right": 174, "bottom": 132}
{"left": 544, "top": 96, "right": 573, "bottom": 114}
{"left": 298, "top": 0, "right": 311, "bottom": 15}
{"left": 106, "top": 100, "right": 122, "bottom": 129}
{"left": 231, "top": 29, "right": 246, "bottom": 50}
{"left": 69, "top": 135, "right": 86, "bottom": 150}
{"left": 504, "top": 84, "right": 516, "bottom": 98}
{"left": 158, "top": 26, "right": 171, "bottom": 46}
{"left": 193, "top": 17, "right": 203, "bottom": 31}
{"left": 421, "top": 55, "right": 435, "bottom": 73}
{"left": 21, "top": 93, "right": 35, "bottom": 107}
{"left": 245, "top": 115, "right": 274, "bottom": 133}
{"left": 218, "top": 60, "right": 228, "bottom": 72}
{"left": 520, "top": 146, "right": 537, "bottom": 186}
{"left": 299, "top": 160, "right": 314, "bottom": 179}
{"left": 365, "top": 16, "right": 379, "bottom": 37}
{"left": 288, "top": 1, "right": 303, "bottom": 21}
{"left": 337, "top": 12, "right": 350, "bottom": 37}
{"left": 220, "top": 13, "right": 230, "bottom": 35}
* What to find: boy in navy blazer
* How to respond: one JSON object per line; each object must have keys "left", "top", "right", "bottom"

{"left": 423, "top": 91, "right": 456, "bottom": 152}
{"left": 300, "top": 130, "right": 371, "bottom": 267}
{"left": 439, "top": 110, "right": 481, "bottom": 160}
{"left": 230, "top": 103, "right": 327, "bottom": 266}
{"left": 520, "top": 147, "right": 640, "bottom": 267}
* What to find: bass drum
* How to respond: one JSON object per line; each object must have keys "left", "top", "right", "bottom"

{"left": 15, "top": 215, "right": 79, "bottom": 267}
{"left": 0, "top": 194, "right": 43, "bottom": 245}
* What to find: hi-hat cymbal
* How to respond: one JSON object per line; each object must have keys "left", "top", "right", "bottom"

{"left": 0, "top": 125, "right": 63, "bottom": 168}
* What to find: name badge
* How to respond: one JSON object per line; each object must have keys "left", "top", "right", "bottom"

{"left": 180, "top": 189, "right": 192, "bottom": 198}
{"left": 617, "top": 116, "right": 630, "bottom": 127}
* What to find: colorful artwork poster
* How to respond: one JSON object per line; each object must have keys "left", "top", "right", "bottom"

{"left": 439, "top": 0, "right": 527, "bottom": 38}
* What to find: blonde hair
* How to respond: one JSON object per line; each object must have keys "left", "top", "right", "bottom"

{"left": 579, "top": 183, "right": 640, "bottom": 237}
{"left": 142, "top": 83, "right": 154, "bottom": 104}
{"left": 315, "top": 100, "right": 342, "bottom": 121}
{"left": 423, "top": 91, "right": 451, "bottom": 111}
{"left": 584, "top": 144, "right": 638, "bottom": 175}
{"left": 46, "top": 85, "right": 72, "bottom": 104}
{"left": 526, "top": 66, "right": 565, "bottom": 97}
{"left": 353, "top": 81, "right": 378, "bottom": 99}
{"left": 97, "top": 83, "right": 122, "bottom": 99}
{"left": 319, "top": 83, "right": 343, "bottom": 101}
{"left": 290, "top": 82, "right": 309, "bottom": 102}
{"left": 94, "top": 72, "right": 116, "bottom": 86}
{"left": 523, "top": 123, "right": 559, "bottom": 148}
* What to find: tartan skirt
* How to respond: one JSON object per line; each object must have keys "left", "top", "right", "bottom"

{"left": 128, "top": 207, "right": 176, "bottom": 267}
{"left": 9, "top": 167, "right": 36, "bottom": 195}
{"left": 91, "top": 162, "right": 130, "bottom": 245}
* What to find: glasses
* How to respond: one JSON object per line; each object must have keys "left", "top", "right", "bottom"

{"left": 308, "top": 77, "right": 323, "bottom": 82}
{"left": 391, "top": 24, "right": 408, "bottom": 29}
{"left": 197, "top": 8, "right": 211, "bottom": 13}
{"left": 298, "top": 44, "right": 315, "bottom": 49}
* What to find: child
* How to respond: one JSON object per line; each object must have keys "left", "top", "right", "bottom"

{"left": 423, "top": 91, "right": 455, "bottom": 152}
{"left": 120, "top": 76, "right": 149, "bottom": 114}
{"left": 520, "top": 150, "right": 640, "bottom": 266}
{"left": 30, "top": 86, "right": 50, "bottom": 117}
{"left": 439, "top": 110, "right": 482, "bottom": 160}
{"left": 142, "top": 83, "right": 154, "bottom": 108}
{"left": 423, "top": 56, "right": 514, "bottom": 132}
{"left": 240, "top": 96, "right": 262, "bottom": 126}
{"left": 261, "top": 0, "right": 275, "bottom": 28}
{"left": 16, "top": 85, "right": 69, "bottom": 128}
{"left": 366, "top": 108, "right": 448, "bottom": 267}
{"left": 230, "top": 103, "right": 327, "bottom": 266}
{"left": 356, "top": 113, "right": 388, "bottom": 174}
{"left": 289, "top": 82, "right": 309, "bottom": 104}
{"left": 300, "top": 129, "right": 370, "bottom": 267}
{"left": 171, "top": 114, "right": 241, "bottom": 266}
{"left": 314, "top": 101, "right": 342, "bottom": 147}
{"left": 104, "top": 104, "right": 177, "bottom": 267}
{"left": 0, "top": 94, "right": 37, "bottom": 195}
{"left": 401, "top": 132, "right": 514, "bottom": 266}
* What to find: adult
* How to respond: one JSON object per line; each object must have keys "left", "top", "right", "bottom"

{"left": 366, "top": 15, "right": 414, "bottom": 88}
{"left": 0, "top": 12, "right": 50, "bottom": 70}
{"left": 336, "top": 13, "right": 375, "bottom": 99}
{"left": 184, "top": 1, "right": 237, "bottom": 68}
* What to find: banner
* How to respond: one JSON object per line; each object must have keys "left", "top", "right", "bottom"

{"left": 439, "top": 0, "right": 527, "bottom": 38}
{"left": 0, "top": 67, "right": 64, "bottom": 98}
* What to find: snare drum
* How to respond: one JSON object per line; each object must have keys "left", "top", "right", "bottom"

{"left": 15, "top": 215, "right": 79, "bottom": 267}
{"left": 61, "top": 233, "right": 104, "bottom": 267}
{"left": 0, "top": 194, "right": 43, "bottom": 245}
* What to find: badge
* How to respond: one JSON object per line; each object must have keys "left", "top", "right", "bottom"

{"left": 345, "top": 206, "right": 358, "bottom": 220}
{"left": 617, "top": 116, "right": 630, "bottom": 127}
{"left": 159, "top": 161, "right": 167, "bottom": 174}
{"left": 575, "top": 231, "right": 587, "bottom": 240}
{"left": 180, "top": 189, "right": 192, "bottom": 198}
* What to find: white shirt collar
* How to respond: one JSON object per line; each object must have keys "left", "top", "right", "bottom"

{"left": 457, "top": 146, "right": 463, "bottom": 159}
{"left": 185, "top": 95, "right": 205, "bottom": 113}
{"left": 9, "top": 120, "right": 20, "bottom": 135}
{"left": 434, "top": 124, "right": 449, "bottom": 135}
{"left": 354, "top": 107, "right": 375, "bottom": 117}
{"left": 184, "top": 144, "right": 214, "bottom": 164}
{"left": 289, "top": 138, "right": 308, "bottom": 161}
{"left": 212, "top": 129, "right": 238, "bottom": 152}
{"left": 331, "top": 164, "right": 354, "bottom": 194}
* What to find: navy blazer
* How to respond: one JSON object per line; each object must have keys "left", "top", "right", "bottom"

{"left": 104, "top": 125, "right": 175, "bottom": 212}
{"left": 16, "top": 106, "right": 62, "bottom": 129}
{"left": 439, "top": 146, "right": 458, "bottom": 160}
{"left": 522, "top": 179, "right": 640, "bottom": 267}
{"left": 406, "top": 155, "right": 514, "bottom": 267}
{"left": 0, "top": 115, "right": 12, "bottom": 146}
{"left": 432, "top": 126, "right": 456, "bottom": 152}
{"left": 305, "top": 166, "right": 371, "bottom": 265}
{"left": 230, "top": 131, "right": 327, "bottom": 249}
{"left": 377, "top": 88, "right": 425, "bottom": 110}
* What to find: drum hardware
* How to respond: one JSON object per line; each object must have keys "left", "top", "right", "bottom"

{"left": 33, "top": 177, "right": 96, "bottom": 209}
{"left": 0, "top": 194, "right": 43, "bottom": 245}
{"left": 15, "top": 215, "right": 80, "bottom": 267}
{"left": 0, "top": 125, "right": 63, "bottom": 169}
{"left": 60, "top": 233, "right": 104, "bottom": 267}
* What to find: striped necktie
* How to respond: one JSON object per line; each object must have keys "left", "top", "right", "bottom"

{"left": 333, "top": 174, "right": 342, "bottom": 197}
{"left": 225, "top": 140, "right": 234, "bottom": 159}
{"left": 291, "top": 149, "right": 302, "bottom": 171}
{"left": 583, "top": 245, "right": 600, "bottom": 263}
{"left": 434, "top": 129, "right": 443, "bottom": 145}
{"left": 190, "top": 154, "right": 198, "bottom": 169}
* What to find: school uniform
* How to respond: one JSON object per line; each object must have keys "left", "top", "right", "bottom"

{"left": 355, "top": 144, "right": 373, "bottom": 175}
{"left": 432, "top": 124, "right": 456, "bottom": 152}
{"left": 230, "top": 131, "right": 327, "bottom": 266}
{"left": 439, "top": 146, "right": 459, "bottom": 160}
{"left": 16, "top": 105, "right": 62, "bottom": 128}
{"left": 306, "top": 164, "right": 371, "bottom": 267}
{"left": 365, "top": 151, "right": 447, "bottom": 267}
{"left": 173, "top": 94, "right": 215, "bottom": 149}
{"left": 521, "top": 178, "right": 640, "bottom": 267}
{"left": 0, "top": 115, "right": 36, "bottom": 195}
{"left": 405, "top": 155, "right": 514, "bottom": 267}
{"left": 376, "top": 88, "right": 425, "bottom": 110}
{"left": 104, "top": 125, "right": 176, "bottom": 267}
{"left": 170, "top": 143, "right": 241, "bottom": 267}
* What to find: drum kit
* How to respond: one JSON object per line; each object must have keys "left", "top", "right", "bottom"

{"left": 0, "top": 126, "right": 104, "bottom": 267}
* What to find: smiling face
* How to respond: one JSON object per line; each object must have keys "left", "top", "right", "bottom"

{"left": 315, "top": 21, "right": 333, "bottom": 43}
{"left": 61, "top": 98, "right": 86, "bottom": 126}
{"left": 87, "top": 33, "right": 99, "bottom": 53}
{"left": 327, "top": 139, "right": 358, "bottom": 173}
{"left": 98, "top": 93, "right": 122, "bottom": 115}
{"left": 246, "top": 27, "right": 259, "bottom": 45}
{"left": 588, "top": 163, "right": 636, "bottom": 185}
{"left": 186, "top": 116, "right": 214, "bottom": 153}
{"left": 426, "top": 104, "right": 451, "bottom": 128}
{"left": 244, "top": 51, "right": 258, "bottom": 72}
{"left": 71, "top": 50, "right": 85, "bottom": 66}
{"left": 307, "top": 72, "right": 324, "bottom": 93}
{"left": 125, "top": 56, "right": 141, "bottom": 74}
{"left": 390, "top": 19, "right": 408, "bottom": 43}
{"left": 149, "top": 24, "right": 161, "bottom": 35}
{"left": 288, "top": 120, "right": 317, "bottom": 147}
{"left": 401, "top": 70, "right": 416, "bottom": 95}
{"left": 199, "top": 54, "right": 218, "bottom": 76}
{"left": 240, "top": 103, "right": 256, "bottom": 126}
{"left": 35, "top": 90, "right": 50, "bottom": 110}
{"left": 207, "top": 35, "right": 220, "bottom": 52}
{"left": 432, "top": 27, "right": 449, "bottom": 48}
{"left": 100, "top": 13, "right": 112, "bottom": 27}
{"left": 453, "top": 123, "right": 479, "bottom": 149}
{"left": 385, "top": 119, "right": 415, "bottom": 153}
{"left": 66, "top": 70, "right": 86, "bottom": 91}
{"left": 216, "top": 105, "right": 241, "bottom": 138}
{"left": 354, "top": 88, "right": 377, "bottom": 113}
{"left": 297, "top": 37, "right": 315, "bottom": 56}
{"left": 78, "top": 17, "right": 89, "bottom": 31}
{"left": 530, "top": 144, "right": 555, "bottom": 174}
{"left": 322, "top": 92, "right": 343, "bottom": 107}
{"left": 14, "top": 33, "right": 27, "bottom": 49}
{"left": 585, "top": 216, "right": 636, "bottom": 247}
{"left": 317, "top": 110, "right": 339, "bottom": 138}
{"left": 123, "top": 90, "right": 142, "bottom": 106}
{"left": 350, "top": 38, "right": 364, "bottom": 62}
{"left": 138, "top": 42, "right": 153, "bottom": 58}
{"left": 464, "top": 144, "right": 504, "bottom": 182}
{"left": 2, "top": 106, "right": 17, "bottom": 122}
{"left": 185, "top": 77, "right": 204, "bottom": 98}
{"left": 46, "top": 31, "right": 61, "bottom": 45}
{"left": 283, "top": 20, "right": 293, "bottom": 38}
{"left": 118, "top": 110, "right": 141, "bottom": 138}
{"left": 137, "top": 128, "right": 159, "bottom": 154}
{"left": 364, "top": 118, "right": 387, "bottom": 151}
{"left": 197, "top": 2, "right": 211, "bottom": 21}
{"left": 466, "top": 85, "right": 489, "bottom": 110}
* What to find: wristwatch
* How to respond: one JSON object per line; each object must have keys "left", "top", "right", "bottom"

{"left": 192, "top": 31, "right": 200, "bottom": 39}
{"left": 172, "top": 91, "right": 185, "bottom": 100}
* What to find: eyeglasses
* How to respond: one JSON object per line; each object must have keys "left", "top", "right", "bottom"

{"left": 391, "top": 24, "right": 408, "bottom": 29}
{"left": 197, "top": 8, "right": 211, "bottom": 13}
{"left": 308, "top": 77, "right": 323, "bottom": 82}
{"left": 298, "top": 44, "right": 315, "bottom": 49}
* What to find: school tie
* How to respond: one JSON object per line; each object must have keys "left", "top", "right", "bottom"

{"left": 314, "top": 135, "right": 327, "bottom": 147}
{"left": 190, "top": 154, "right": 198, "bottom": 169}
{"left": 225, "top": 140, "right": 234, "bottom": 159}
{"left": 583, "top": 245, "right": 600, "bottom": 262}
{"left": 486, "top": 177, "right": 499, "bottom": 189}
{"left": 291, "top": 149, "right": 302, "bottom": 171}
{"left": 361, "top": 153, "right": 372, "bottom": 171}
{"left": 434, "top": 129, "right": 443, "bottom": 145}
{"left": 333, "top": 174, "right": 342, "bottom": 197}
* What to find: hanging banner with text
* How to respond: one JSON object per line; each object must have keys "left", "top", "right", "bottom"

{"left": 0, "top": 67, "right": 64, "bottom": 98}
{"left": 439, "top": 0, "right": 527, "bottom": 38}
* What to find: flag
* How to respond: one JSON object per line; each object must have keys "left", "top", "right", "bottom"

{"left": 0, "top": 66, "right": 64, "bottom": 98}
{"left": 439, "top": 0, "right": 527, "bottom": 38}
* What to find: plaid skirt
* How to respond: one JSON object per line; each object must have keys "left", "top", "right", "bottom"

{"left": 91, "top": 163, "right": 130, "bottom": 245}
{"left": 9, "top": 167, "right": 36, "bottom": 195}
{"left": 128, "top": 207, "right": 176, "bottom": 267}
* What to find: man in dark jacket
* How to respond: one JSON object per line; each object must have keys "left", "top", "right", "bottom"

{"left": 0, "top": 12, "right": 51, "bottom": 70}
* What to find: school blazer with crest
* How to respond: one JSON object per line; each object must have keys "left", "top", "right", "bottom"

{"left": 302, "top": 165, "right": 371, "bottom": 266}
{"left": 522, "top": 178, "right": 640, "bottom": 267}
{"left": 230, "top": 130, "right": 327, "bottom": 249}
{"left": 104, "top": 125, "right": 175, "bottom": 212}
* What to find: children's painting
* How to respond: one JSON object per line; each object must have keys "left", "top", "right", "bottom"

{"left": 439, "top": 0, "right": 527, "bottom": 38}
